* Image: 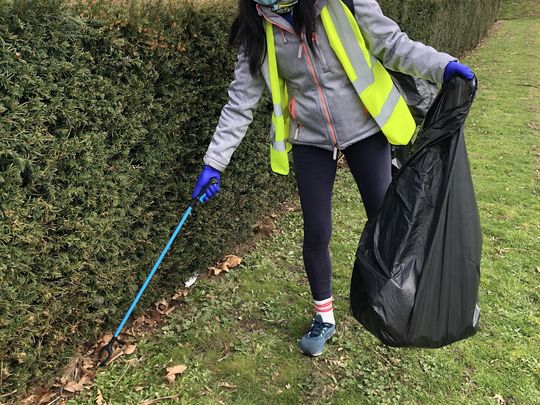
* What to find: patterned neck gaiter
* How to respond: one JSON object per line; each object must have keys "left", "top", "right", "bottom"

{"left": 254, "top": 0, "right": 299, "bottom": 14}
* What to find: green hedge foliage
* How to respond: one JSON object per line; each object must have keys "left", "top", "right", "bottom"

{"left": 0, "top": 0, "right": 499, "bottom": 395}
{"left": 379, "top": 0, "right": 501, "bottom": 56}
{"left": 0, "top": 0, "right": 293, "bottom": 394}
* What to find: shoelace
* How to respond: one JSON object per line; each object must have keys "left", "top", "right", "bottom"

{"left": 308, "top": 319, "right": 331, "bottom": 337}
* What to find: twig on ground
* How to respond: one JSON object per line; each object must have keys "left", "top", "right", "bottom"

{"left": 112, "top": 365, "right": 131, "bottom": 390}
{"left": 140, "top": 395, "right": 179, "bottom": 405}
{"left": 45, "top": 396, "right": 63, "bottom": 405}
{"left": 0, "top": 390, "right": 17, "bottom": 399}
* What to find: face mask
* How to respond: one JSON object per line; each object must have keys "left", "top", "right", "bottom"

{"left": 253, "top": 0, "right": 298, "bottom": 14}
{"left": 253, "top": 0, "right": 279, "bottom": 5}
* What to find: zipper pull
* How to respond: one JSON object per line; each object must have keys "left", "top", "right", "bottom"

{"left": 333, "top": 147, "right": 338, "bottom": 160}
{"left": 280, "top": 28, "right": 287, "bottom": 44}
{"left": 297, "top": 43, "right": 303, "bottom": 59}
{"left": 294, "top": 124, "right": 301, "bottom": 140}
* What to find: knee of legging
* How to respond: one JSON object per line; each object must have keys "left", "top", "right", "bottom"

{"left": 303, "top": 224, "right": 332, "bottom": 249}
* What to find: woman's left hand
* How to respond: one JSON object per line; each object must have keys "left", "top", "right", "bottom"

{"left": 443, "top": 61, "right": 475, "bottom": 82}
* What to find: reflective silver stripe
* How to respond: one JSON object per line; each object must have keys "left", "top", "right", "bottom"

{"left": 272, "top": 140, "right": 287, "bottom": 152}
{"left": 370, "top": 54, "right": 377, "bottom": 68}
{"left": 351, "top": 78, "right": 364, "bottom": 96}
{"left": 274, "top": 103, "right": 283, "bottom": 117}
{"left": 326, "top": 0, "right": 374, "bottom": 92}
{"left": 374, "top": 86, "right": 401, "bottom": 127}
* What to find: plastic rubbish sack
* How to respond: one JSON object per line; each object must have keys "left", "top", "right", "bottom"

{"left": 390, "top": 70, "right": 438, "bottom": 125}
{"left": 350, "top": 77, "right": 482, "bottom": 348}
{"left": 389, "top": 70, "right": 438, "bottom": 174}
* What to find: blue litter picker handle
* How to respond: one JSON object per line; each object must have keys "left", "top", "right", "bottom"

{"left": 98, "top": 178, "right": 218, "bottom": 366}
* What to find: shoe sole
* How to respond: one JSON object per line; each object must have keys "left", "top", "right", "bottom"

{"left": 299, "top": 330, "right": 335, "bottom": 357}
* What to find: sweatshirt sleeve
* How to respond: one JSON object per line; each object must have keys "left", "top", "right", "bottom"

{"left": 203, "top": 47, "right": 266, "bottom": 172}
{"left": 352, "top": 0, "right": 456, "bottom": 84}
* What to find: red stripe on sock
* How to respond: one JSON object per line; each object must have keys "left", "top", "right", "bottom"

{"left": 315, "top": 302, "right": 333, "bottom": 309}
{"left": 314, "top": 301, "right": 333, "bottom": 309}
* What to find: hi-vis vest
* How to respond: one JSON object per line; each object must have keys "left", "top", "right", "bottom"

{"left": 263, "top": 0, "right": 416, "bottom": 175}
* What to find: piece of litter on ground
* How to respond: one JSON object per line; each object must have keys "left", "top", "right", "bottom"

{"left": 185, "top": 273, "right": 198, "bottom": 288}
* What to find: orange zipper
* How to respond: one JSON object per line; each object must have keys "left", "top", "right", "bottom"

{"left": 290, "top": 97, "right": 302, "bottom": 140}
{"left": 301, "top": 40, "right": 339, "bottom": 156}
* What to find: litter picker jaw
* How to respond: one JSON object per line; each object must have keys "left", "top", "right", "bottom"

{"left": 97, "top": 336, "right": 117, "bottom": 367}
{"left": 97, "top": 178, "right": 218, "bottom": 367}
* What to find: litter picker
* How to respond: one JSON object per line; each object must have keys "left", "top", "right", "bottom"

{"left": 98, "top": 178, "right": 218, "bottom": 366}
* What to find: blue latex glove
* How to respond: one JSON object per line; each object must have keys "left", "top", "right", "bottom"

{"left": 192, "top": 165, "right": 221, "bottom": 202}
{"left": 443, "top": 61, "right": 475, "bottom": 82}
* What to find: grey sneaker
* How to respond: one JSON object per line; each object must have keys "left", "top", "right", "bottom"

{"left": 299, "top": 314, "right": 336, "bottom": 357}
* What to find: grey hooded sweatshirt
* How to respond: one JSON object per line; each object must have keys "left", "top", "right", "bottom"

{"left": 203, "top": 0, "right": 455, "bottom": 172}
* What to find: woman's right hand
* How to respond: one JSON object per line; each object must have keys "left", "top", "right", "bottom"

{"left": 192, "top": 165, "right": 221, "bottom": 202}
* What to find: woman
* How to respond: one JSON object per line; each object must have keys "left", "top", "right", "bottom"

{"left": 191, "top": 0, "right": 474, "bottom": 356}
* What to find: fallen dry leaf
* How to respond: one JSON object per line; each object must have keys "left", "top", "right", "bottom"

{"left": 148, "top": 309, "right": 163, "bottom": 323}
{"left": 20, "top": 395, "right": 38, "bottom": 405}
{"left": 58, "top": 353, "right": 96, "bottom": 390}
{"left": 209, "top": 255, "right": 242, "bottom": 275}
{"left": 172, "top": 288, "right": 189, "bottom": 300}
{"left": 104, "top": 342, "right": 138, "bottom": 365}
{"left": 37, "top": 392, "right": 57, "bottom": 404}
{"left": 97, "top": 334, "right": 114, "bottom": 349}
{"left": 82, "top": 357, "right": 95, "bottom": 371}
{"left": 253, "top": 224, "right": 273, "bottom": 237}
{"left": 165, "top": 364, "right": 187, "bottom": 383}
{"left": 129, "top": 314, "right": 158, "bottom": 335}
{"left": 222, "top": 255, "right": 242, "bottom": 270}
{"left": 96, "top": 389, "right": 104, "bottom": 405}
{"left": 536, "top": 266, "right": 540, "bottom": 274}
{"left": 124, "top": 344, "right": 137, "bottom": 355}
{"left": 163, "top": 305, "right": 177, "bottom": 316}
{"left": 63, "top": 374, "right": 92, "bottom": 393}
{"left": 155, "top": 299, "right": 170, "bottom": 314}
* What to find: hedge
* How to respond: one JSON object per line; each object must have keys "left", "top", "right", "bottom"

{"left": 0, "top": 0, "right": 293, "bottom": 394}
{"left": 0, "top": 0, "right": 499, "bottom": 396}
{"left": 378, "top": 0, "right": 501, "bottom": 57}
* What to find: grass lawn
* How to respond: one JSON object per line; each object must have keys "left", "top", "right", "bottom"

{"left": 70, "top": 6, "right": 539, "bottom": 405}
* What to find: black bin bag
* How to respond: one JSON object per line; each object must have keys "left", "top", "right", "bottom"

{"left": 350, "top": 77, "right": 482, "bottom": 348}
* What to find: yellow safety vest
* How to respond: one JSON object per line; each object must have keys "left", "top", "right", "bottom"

{"left": 264, "top": 0, "right": 416, "bottom": 175}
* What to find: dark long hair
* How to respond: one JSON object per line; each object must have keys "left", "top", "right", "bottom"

{"left": 230, "top": 0, "right": 317, "bottom": 74}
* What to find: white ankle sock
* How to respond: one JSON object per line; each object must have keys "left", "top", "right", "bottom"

{"left": 313, "top": 296, "right": 335, "bottom": 324}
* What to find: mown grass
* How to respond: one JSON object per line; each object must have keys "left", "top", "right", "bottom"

{"left": 499, "top": 0, "right": 540, "bottom": 19}
{"left": 71, "top": 8, "right": 539, "bottom": 405}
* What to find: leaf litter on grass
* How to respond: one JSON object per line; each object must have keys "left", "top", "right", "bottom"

{"left": 17, "top": 252, "right": 240, "bottom": 404}
{"left": 165, "top": 364, "right": 187, "bottom": 383}
{"left": 208, "top": 254, "right": 242, "bottom": 276}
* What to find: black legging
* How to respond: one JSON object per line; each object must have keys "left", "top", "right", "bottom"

{"left": 292, "top": 131, "right": 392, "bottom": 301}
